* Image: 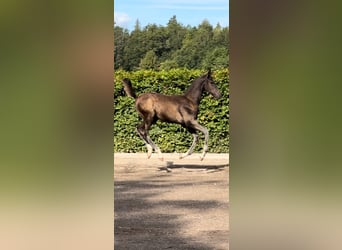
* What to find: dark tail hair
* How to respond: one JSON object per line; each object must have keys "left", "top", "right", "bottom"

{"left": 122, "top": 78, "right": 136, "bottom": 99}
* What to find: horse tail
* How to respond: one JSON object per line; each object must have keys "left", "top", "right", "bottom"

{"left": 122, "top": 78, "right": 137, "bottom": 99}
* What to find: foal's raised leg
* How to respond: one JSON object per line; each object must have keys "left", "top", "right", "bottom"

{"left": 188, "top": 120, "right": 209, "bottom": 161}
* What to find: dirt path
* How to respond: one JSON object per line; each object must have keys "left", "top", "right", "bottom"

{"left": 114, "top": 153, "right": 229, "bottom": 250}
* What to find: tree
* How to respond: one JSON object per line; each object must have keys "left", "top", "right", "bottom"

{"left": 172, "top": 27, "right": 199, "bottom": 68}
{"left": 142, "top": 24, "right": 168, "bottom": 58}
{"left": 139, "top": 50, "right": 158, "bottom": 70}
{"left": 122, "top": 19, "right": 145, "bottom": 70}
{"left": 114, "top": 26, "right": 129, "bottom": 69}
{"left": 159, "top": 59, "right": 178, "bottom": 70}
{"left": 134, "top": 19, "right": 141, "bottom": 31}
{"left": 114, "top": 16, "right": 229, "bottom": 70}
{"left": 172, "top": 21, "right": 214, "bottom": 69}
{"left": 166, "top": 16, "right": 186, "bottom": 51}
{"left": 201, "top": 47, "right": 229, "bottom": 70}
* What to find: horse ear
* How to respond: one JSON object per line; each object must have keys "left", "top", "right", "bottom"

{"left": 207, "top": 68, "right": 211, "bottom": 78}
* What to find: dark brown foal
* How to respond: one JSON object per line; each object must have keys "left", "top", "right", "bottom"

{"left": 122, "top": 70, "right": 221, "bottom": 161}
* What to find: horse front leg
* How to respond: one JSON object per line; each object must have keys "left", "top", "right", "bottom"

{"left": 180, "top": 132, "right": 198, "bottom": 159}
{"left": 187, "top": 121, "right": 209, "bottom": 161}
{"left": 200, "top": 127, "right": 209, "bottom": 161}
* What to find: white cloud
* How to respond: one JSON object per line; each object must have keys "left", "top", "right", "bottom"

{"left": 114, "top": 12, "right": 131, "bottom": 27}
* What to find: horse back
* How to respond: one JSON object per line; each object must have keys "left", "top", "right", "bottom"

{"left": 136, "top": 93, "right": 197, "bottom": 124}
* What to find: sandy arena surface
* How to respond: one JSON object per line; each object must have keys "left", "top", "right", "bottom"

{"left": 114, "top": 153, "right": 229, "bottom": 250}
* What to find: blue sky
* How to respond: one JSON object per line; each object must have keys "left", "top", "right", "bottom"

{"left": 114, "top": 0, "right": 229, "bottom": 31}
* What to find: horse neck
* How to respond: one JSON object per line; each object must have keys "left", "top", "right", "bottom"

{"left": 184, "top": 79, "right": 205, "bottom": 105}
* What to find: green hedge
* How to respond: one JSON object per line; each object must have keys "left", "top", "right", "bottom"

{"left": 114, "top": 68, "right": 229, "bottom": 153}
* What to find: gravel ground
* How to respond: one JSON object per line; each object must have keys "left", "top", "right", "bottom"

{"left": 114, "top": 153, "right": 229, "bottom": 250}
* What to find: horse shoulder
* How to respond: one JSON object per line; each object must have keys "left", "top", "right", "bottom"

{"left": 172, "top": 96, "right": 196, "bottom": 122}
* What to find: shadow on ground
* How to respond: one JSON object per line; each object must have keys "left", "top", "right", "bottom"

{"left": 158, "top": 161, "right": 229, "bottom": 173}
{"left": 114, "top": 175, "right": 228, "bottom": 250}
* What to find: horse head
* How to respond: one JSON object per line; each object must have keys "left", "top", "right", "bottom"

{"left": 203, "top": 69, "right": 222, "bottom": 99}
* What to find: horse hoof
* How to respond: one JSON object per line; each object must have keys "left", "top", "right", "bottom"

{"left": 180, "top": 153, "right": 189, "bottom": 159}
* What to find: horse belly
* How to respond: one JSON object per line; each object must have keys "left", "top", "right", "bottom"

{"left": 156, "top": 106, "right": 183, "bottom": 124}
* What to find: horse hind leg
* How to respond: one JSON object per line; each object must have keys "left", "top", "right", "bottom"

{"left": 136, "top": 124, "right": 153, "bottom": 158}
{"left": 146, "top": 134, "right": 163, "bottom": 161}
{"left": 137, "top": 121, "right": 164, "bottom": 161}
